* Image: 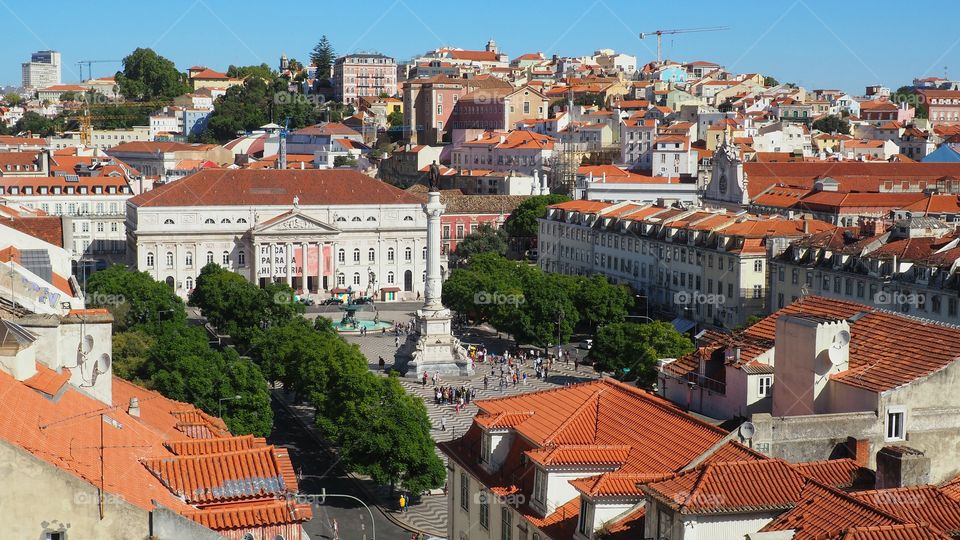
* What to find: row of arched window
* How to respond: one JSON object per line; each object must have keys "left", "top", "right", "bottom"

{"left": 163, "top": 218, "right": 249, "bottom": 225}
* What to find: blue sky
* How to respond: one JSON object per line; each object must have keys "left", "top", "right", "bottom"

{"left": 2, "top": 0, "right": 960, "bottom": 92}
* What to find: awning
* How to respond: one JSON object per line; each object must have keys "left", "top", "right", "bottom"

{"left": 671, "top": 317, "right": 696, "bottom": 334}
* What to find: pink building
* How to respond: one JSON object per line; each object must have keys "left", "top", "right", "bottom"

{"left": 402, "top": 76, "right": 512, "bottom": 144}
{"left": 332, "top": 53, "right": 397, "bottom": 105}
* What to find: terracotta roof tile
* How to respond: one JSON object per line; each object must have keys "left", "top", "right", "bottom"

{"left": 22, "top": 363, "right": 71, "bottom": 395}
{"left": 183, "top": 500, "right": 313, "bottom": 530}
{"left": 128, "top": 169, "right": 424, "bottom": 208}
{"left": 141, "top": 446, "right": 290, "bottom": 504}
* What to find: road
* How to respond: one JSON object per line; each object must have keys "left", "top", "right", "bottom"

{"left": 268, "top": 400, "right": 412, "bottom": 540}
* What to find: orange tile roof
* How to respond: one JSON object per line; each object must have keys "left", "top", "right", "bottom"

{"left": 142, "top": 446, "right": 291, "bottom": 504}
{"left": 794, "top": 459, "right": 869, "bottom": 489}
{"left": 549, "top": 200, "right": 611, "bottom": 213}
{"left": 22, "top": 364, "right": 71, "bottom": 395}
{"left": 129, "top": 169, "right": 424, "bottom": 208}
{"left": 646, "top": 459, "right": 807, "bottom": 514}
{"left": 167, "top": 434, "right": 265, "bottom": 455}
{"left": 461, "top": 130, "right": 557, "bottom": 150}
{"left": 741, "top": 162, "right": 960, "bottom": 199}
{"left": 851, "top": 486, "right": 960, "bottom": 536}
{"left": 182, "top": 500, "right": 313, "bottom": 530}
{"left": 761, "top": 481, "right": 903, "bottom": 539}
{"left": 744, "top": 295, "right": 960, "bottom": 392}
{"left": 830, "top": 524, "right": 952, "bottom": 540}
{"left": 526, "top": 445, "right": 631, "bottom": 468}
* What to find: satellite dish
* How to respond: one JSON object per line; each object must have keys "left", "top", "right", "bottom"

{"left": 82, "top": 334, "right": 94, "bottom": 355}
{"left": 96, "top": 353, "right": 112, "bottom": 374}
{"left": 828, "top": 330, "right": 851, "bottom": 366}
{"left": 739, "top": 421, "right": 756, "bottom": 439}
{"left": 90, "top": 368, "right": 99, "bottom": 387}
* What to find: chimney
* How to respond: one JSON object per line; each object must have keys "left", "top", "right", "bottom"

{"left": 846, "top": 437, "right": 871, "bottom": 467}
{"left": 128, "top": 397, "right": 141, "bottom": 417}
{"left": 803, "top": 218, "right": 809, "bottom": 234}
{"left": 772, "top": 316, "right": 850, "bottom": 417}
{"left": 876, "top": 446, "right": 930, "bottom": 489}
{"left": 499, "top": 135, "right": 506, "bottom": 144}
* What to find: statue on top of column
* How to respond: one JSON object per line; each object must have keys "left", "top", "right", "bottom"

{"left": 428, "top": 160, "right": 441, "bottom": 192}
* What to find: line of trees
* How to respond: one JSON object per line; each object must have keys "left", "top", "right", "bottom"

{"left": 189, "top": 264, "right": 445, "bottom": 494}
{"left": 86, "top": 265, "right": 274, "bottom": 436}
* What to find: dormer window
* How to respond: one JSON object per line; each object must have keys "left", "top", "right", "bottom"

{"left": 480, "top": 432, "right": 491, "bottom": 463}
{"left": 532, "top": 468, "right": 546, "bottom": 504}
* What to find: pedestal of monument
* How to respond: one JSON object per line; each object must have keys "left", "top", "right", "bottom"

{"left": 406, "top": 191, "right": 473, "bottom": 378}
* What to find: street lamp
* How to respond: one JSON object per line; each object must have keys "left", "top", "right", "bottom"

{"left": 219, "top": 395, "right": 241, "bottom": 418}
{"left": 556, "top": 307, "right": 564, "bottom": 358}
{"left": 635, "top": 293, "right": 650, "bottom": 321}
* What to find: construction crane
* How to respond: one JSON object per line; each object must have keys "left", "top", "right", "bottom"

{"left": 639, "top": 27, "right": 729, "bottom": 64}
{"left": 75, "top": 60, "right": 121, "bottom": 81}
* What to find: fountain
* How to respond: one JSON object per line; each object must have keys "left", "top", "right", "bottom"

{"left": 331, "top": 301, "right": 392, "bottom": 333}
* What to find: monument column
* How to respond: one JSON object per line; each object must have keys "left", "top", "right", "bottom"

{"left": 424, "top": 193, "right": 444, "bottom": 309}
{"left": 406, "top": 190, "right": 472, "bottom": 378}
{"left": 285, "top": 242, "right": 293, "bottom": 286}
{"left": 317, "top": 242, "right": 324, "bottom": 292}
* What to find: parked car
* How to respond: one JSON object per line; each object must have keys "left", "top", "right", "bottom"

{"left": 320, "top": 297, "right": 342, "bottom": 305}
{"left": 353, "top": 296, "right": 374, "bottom": 305}
{"left": 298, "top": 297, "right": 315, "bottom": 306}
{"left": 579, "top": 339, "right": 593, "bottom": 350}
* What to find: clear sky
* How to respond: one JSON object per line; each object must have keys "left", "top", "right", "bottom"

{"left": 2, "top": 0, "right": 960, "bottom": 93}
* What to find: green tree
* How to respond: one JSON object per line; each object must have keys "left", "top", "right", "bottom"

{"left": 111, "top": 329, "right": 155, "bottom": 383}
{"left": 115, "top": 48, "right": 189, "bottom": 101}
{"left": 509, "top": 271, "right": 579, "bottom": 347}
{"left": 387, "top": 110, "right": 404, "bottom": 128}
{"left": 14, "top": 111, "right": 57, "bottom": 137}
{"left": 3, "top": 93, "right": 22, "bottom": 106}
{"left": 893, "top": 85, "right": 926, "bottom": 119}
{"left": 591, "top": 322, "right": 693, "bottom": 386}
{"left": 572, "top": 274, "right": 632, "bottom": 331}
{"left": 764, "top": 76, "right": 779, "bottom": 87}
{"left": 340, "top": 375, "right": 446, "bottom": 494}
{"left": 452, "top": 224, "right": 508, "bottom": 263}
{"left": 199, "top": 77, "right": 322, "bottom": 143}
{"left": 811, "top": 114, "right": 851, "bottom": 135}
{"left": 310, "top": 35, "right": 335, "bottom": 80}
{"left": 504, "top": 194, "right": 571, "bottom": 240}
{"left": 58, "top": 91, "right": 78, "bottom": 102}
{"left": 226, "top": 63, "right": 276, "bottom": 82}
{"left": 85, "top": 264, "right": 187, "bottom": 330}
{"left": 334, "top": 155, "right": 358, "bottom": 167}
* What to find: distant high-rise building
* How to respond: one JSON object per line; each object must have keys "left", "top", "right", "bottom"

{"left": 21, "top": 50, "right": 61, "bottom": 90}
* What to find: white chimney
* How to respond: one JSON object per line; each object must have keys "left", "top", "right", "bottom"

{"left": 772, "top": 316, "right": 850, "bottom": 417}
{"left": 128, "top": 397, "right": 141, "bottom": 417}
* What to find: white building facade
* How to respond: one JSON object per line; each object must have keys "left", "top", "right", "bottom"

{"left": 126, "top": 169, "right": 431, "bottom": 301}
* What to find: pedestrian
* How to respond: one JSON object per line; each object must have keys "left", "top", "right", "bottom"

{"left": 378, "top": 356, "right": 385, "bottom": 371}
{"left": 399, "top": 494, "right": 406, "bottom": 513}
{"left": 422, "top": 372, "right": 428, "bottom": 386}
{"left": 574, "top": 358, "right": 579, "bottom": 372}
{"left": 522, "top": 372, "right": 527, "bottom": 385}
{"left": 483, "top": 375, "right": 489, "bottom": 390}
{"left": 395, "top": 336, "right": 401, "bottom": 347}
{"left": 382, "top": 326, "right": 386, "bottom": 335}
{"left": 332, "top": 519, "right": 339, "bottom": 540}
{"left": 441, "top": 417, "right": 446, "bottom": 431}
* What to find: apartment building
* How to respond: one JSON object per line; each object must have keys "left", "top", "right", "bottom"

{"left": 537, "top": 200, "right": 834, "bottom": 328}
{"left": 332, "top": 53, "right": 398, "bottom": 105}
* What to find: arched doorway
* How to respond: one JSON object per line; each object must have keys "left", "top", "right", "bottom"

{"left": 404, "top": 270, "right": 413, "bottom": 292}
{"left": 164, "top": 276, "right": 175, "bottom": 289}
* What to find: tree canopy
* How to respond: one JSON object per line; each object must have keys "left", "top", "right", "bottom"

{"left": 115, "top": 48, "right": 189, "bottom": 101}
{"left": 443, "top": 253, "right": 630, "bottom": 346}
{"left": 504, "top": 194, "right": 571, "bottom": 240}
{"left": 198, "top": 77, "right": 323, "bottom": 143}
{"left": 590, "top": 321, "right": 693, "bottom": 386}
{"left": 187, "top": 262, "right": 445, "bottom": 493}
{"left": 12, "top": 111, "right": 58, "bottom": 137}
{"left": 310, "top": 36, "right": 335, "bottom": 80}
{"left": 226, "top": 63, "right": 276, "bottom": 82}
{"left": 452, "top": 224, "right": 508, "bottom": 264}
{"left": 84, "top": 265, "right": 273, "bottom": 436}
{"left": 811, "top": 114, "right": 851, "bottom": 135}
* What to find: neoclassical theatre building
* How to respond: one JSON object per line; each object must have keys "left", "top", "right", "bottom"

{"left": 126, "top": 169, "right": 430, "bottom": 301}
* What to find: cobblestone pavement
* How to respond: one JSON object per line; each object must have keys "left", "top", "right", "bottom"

{"left": 339, "top": 326, "right": 600, "bottom": 536}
